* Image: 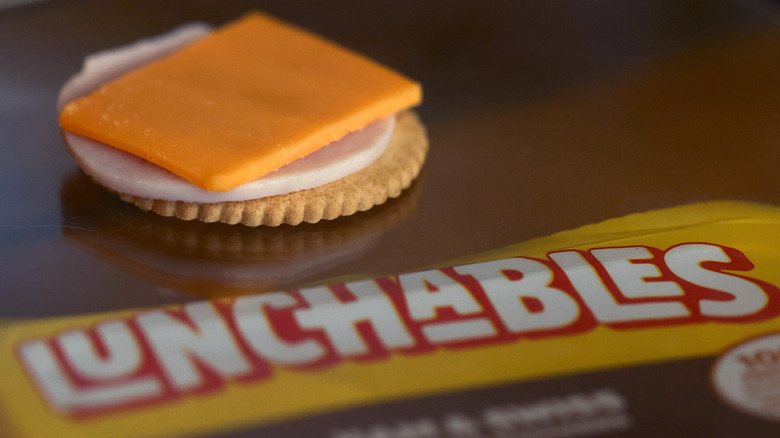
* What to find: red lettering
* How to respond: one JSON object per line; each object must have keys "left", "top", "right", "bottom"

{"left": 17, "top": 242, "right": 780, "bottom": 418}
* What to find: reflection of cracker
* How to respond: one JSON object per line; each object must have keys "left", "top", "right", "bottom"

{"left": 60, "top": 166, "right": 424, "bottom": 299}
{"left": 119, "top": 110, "right": 427, "bottom": 226}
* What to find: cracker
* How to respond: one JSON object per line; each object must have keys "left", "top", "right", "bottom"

{"left": 117, "top": 110, "right": 427, "bottom": 226}
{"left": 61, "top": 163, "right": 423, "bottom": 298}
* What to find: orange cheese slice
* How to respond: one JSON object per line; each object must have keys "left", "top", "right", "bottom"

{"left": 59, "top": 13, "right": 422, "bottom": 192}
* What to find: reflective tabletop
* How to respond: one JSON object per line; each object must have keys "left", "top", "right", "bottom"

{"left": 1, "top": 0, "right": 779, "bottom": 319}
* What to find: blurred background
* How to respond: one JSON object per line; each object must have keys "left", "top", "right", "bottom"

{"left": 1, "top": 0, "right": 779, "bottom": 317}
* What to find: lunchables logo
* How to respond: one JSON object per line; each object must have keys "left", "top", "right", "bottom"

{"left": 16, "top": 242, "right": 780, "bottom": 417}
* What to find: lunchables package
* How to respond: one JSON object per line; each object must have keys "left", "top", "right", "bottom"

{"left": 3, "top": 201, "right": 780, "bottom": 437}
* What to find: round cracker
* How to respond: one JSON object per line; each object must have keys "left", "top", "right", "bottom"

{"left": 117, "top": 110, "right": 428, "bottom": 226}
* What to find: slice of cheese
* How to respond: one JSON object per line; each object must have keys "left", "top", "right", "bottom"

{"left": 59, "top": 13, "right": 422, "bottom": 192}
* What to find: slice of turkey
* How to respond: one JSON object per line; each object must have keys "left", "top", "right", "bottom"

{"left": 59, "top": 23, "right": 395, "bottom": 203}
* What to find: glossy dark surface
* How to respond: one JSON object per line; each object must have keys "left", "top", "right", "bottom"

{"left": 1, "top": 0, "right": 779, "bottom": 319}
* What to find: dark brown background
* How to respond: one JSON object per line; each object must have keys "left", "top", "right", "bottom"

{"left": 1, "top": 0, "right": 779, "bottom": 318}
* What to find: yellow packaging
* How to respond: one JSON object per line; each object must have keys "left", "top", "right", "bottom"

{"left": 3, "top": 201, "right": 780, "bottom": 437}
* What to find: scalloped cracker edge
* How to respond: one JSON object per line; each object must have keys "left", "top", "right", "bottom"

{"left": 117, "top": 110, "right": 428, "bottom": 226}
